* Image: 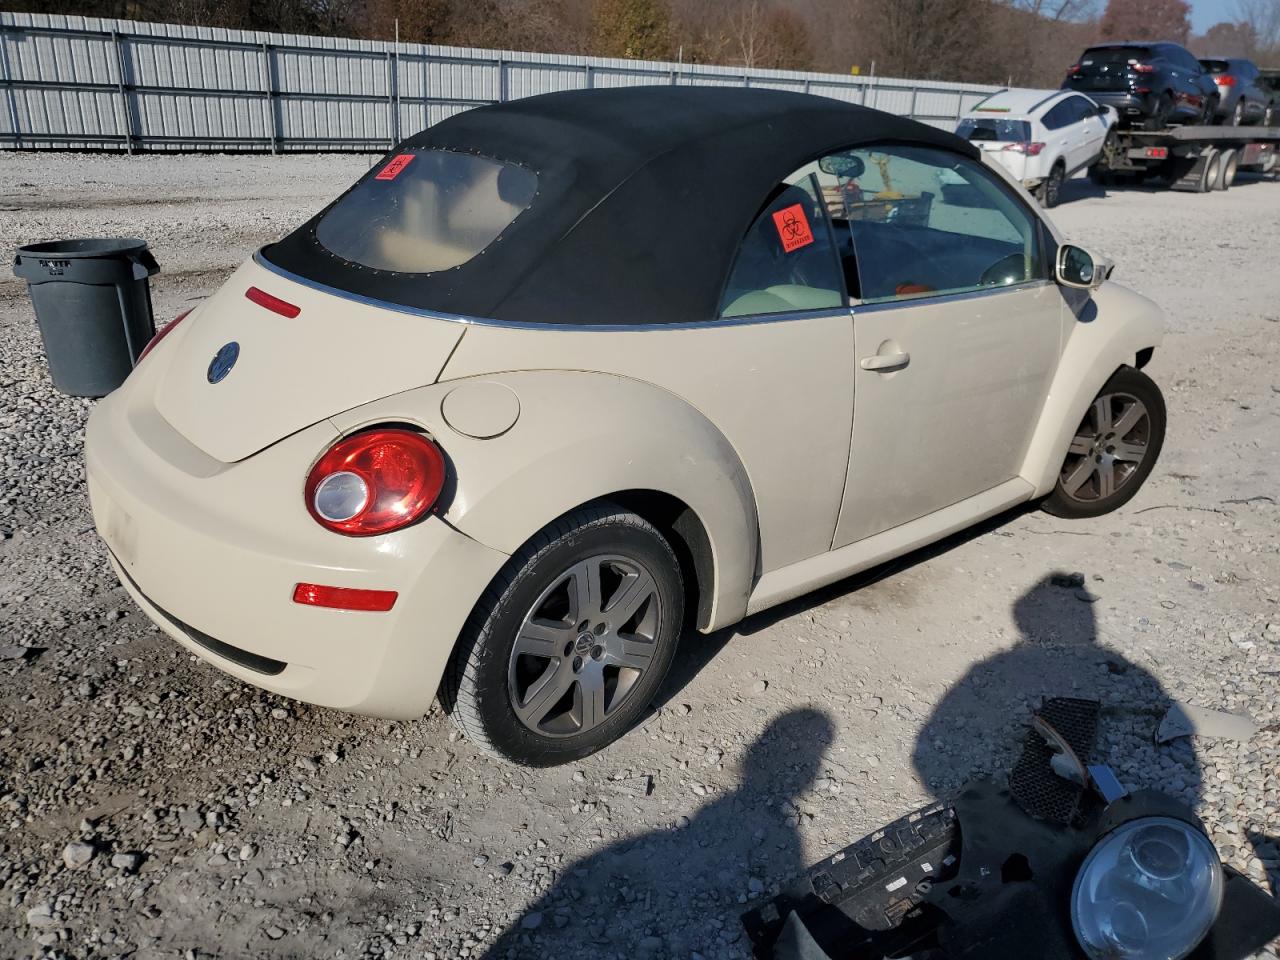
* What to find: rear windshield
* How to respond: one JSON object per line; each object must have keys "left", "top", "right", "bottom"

{"left": 1200, "top": 59, "right": 1230, "bottom": 73}
{"left": 957, "top": 118, "right": 1032, "bottom": 142}
{"left": 1079, "top": 46, "right": 1152, "bottom": 71}
{"left": 315, "top": 149, "right": 537, "bottom": 274}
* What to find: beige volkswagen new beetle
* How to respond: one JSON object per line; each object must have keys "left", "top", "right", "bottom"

{"left": 86, "top": 87, "right": 1165, "bottom": 766}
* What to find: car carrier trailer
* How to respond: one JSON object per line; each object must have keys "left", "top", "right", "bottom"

{"left": 1091, "top": 125, "right": 1280, "bottom": 192}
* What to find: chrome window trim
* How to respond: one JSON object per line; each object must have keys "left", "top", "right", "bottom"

{"left": 253, "top": 249, "right": 850, "bottom": 332}
{"left": 850, "top": 279, "right": 1054, "bottom": 316}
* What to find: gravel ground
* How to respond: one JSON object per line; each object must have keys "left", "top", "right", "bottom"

{"left": 1, "top": 153, "right": 1278, "bottom": 960}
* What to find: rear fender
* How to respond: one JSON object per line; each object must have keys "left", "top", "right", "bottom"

{"left": 329, "top": 370, "right": 759, "bottom": 631}
{"left": 1021, "top": 281, "right": 1165, "bottom": 496}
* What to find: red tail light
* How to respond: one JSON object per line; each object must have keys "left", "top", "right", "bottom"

{"left": 1131, "top": 62, "right": 1156, "bottom": 74}
{"left": 1067, "top": 63, "right": 1081, "bottom": 75}
{"left": 1214, "top": 75, "right": 1236, "bottom": 86}
{"left": 245, "top": 286, "right": 301, "bottom": 318}
{"left": 137, "top": 307, "right": 193, "bottom": 364}
{"left": 1003, "top": 141, "right": 1046, "bottom": 156}
{"left": 305, "top": 428, "right": 446, "bottom": 536}
{"left": 1143, "top": 146, "right": 1169, "bottom": 159}
{"left": 293, "top": 583, "right": 398, "bottom": 612}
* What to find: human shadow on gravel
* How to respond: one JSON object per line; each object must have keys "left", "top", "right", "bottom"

{"left": 484, "top": 708, "right": 835, "bottom": 960}
{"left": 911, "top": 573, "right": 1203, "bottom": 807}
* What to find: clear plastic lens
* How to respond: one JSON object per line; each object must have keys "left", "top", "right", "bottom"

{"left": 1072, "top": 817, "right": 1223, "bottom": 960}
{"left": 314, "top": 471, "right": 369, "bottom": 522}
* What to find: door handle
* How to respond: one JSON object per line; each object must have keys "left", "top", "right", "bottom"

{"left": 860, "top": 352, "right": 910, "bottom": 372}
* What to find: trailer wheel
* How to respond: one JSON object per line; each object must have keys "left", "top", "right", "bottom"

{"left": 1197, "top": 149, "right": 1220, "bottom": 193}
{"left": 1215, "top": 149, "right": 1238, "bottom": 190}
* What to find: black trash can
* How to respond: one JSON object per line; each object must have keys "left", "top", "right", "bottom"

{"left": 13, "top": 238, "right": 160, "bottom": 398}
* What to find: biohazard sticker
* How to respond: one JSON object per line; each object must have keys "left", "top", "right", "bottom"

{"left": 772, "top": 203, "right": 814, "bottom": 253}
{"left": 375, "top": 154, "right": 415, "bottom": 181}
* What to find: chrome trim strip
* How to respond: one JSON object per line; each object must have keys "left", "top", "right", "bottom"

{"left": 850, "top": 279, "right": 1053, "bottom": 316}
{"left": 252, "top": 249, "right": 850, "bottom": 332}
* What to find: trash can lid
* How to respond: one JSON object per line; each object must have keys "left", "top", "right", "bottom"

{"left": 17, "top": 238, "right": 150, "bottom": 260}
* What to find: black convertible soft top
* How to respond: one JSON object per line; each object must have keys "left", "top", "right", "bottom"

{"left": 265, "top": 86, "right": 978, "bottom": 326}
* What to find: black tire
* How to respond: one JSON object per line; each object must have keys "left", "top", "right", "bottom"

{"left": 1040, "top": 162, "right": 1065, "bottom": 208}
{"left": 441, "top": 503, "right": 684, "bottom": 766}
{"left": 1229, "top": 98, "right": 1245, "bottom": 127}
{"left": 1042, "top": 367, "right": 1165, "bottom": 520}
{"left": 1145, "top": 93, "right": 1174, "bottom": 130}
{"left": 1201, "top": 95, "right": 1220, "bottom": 126}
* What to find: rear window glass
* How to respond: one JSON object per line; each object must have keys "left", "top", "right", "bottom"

{"left": 315, "top": 149, "right": 537, "bottom": 274}
{"left": 1080, "top": 46, "right": 1151, "bottom": 69}
{"left": 1200, "top": 59, "right": 1230, "bottom": 73}
{"left": 957, "top": 118, "right": 1032, "bottom": 142}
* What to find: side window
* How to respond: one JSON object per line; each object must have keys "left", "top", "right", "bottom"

{"left": 1067, "top": 97, "right": 1094, "bottom": 122}
{"left": 1042, "top": 101, "right": 1072, "bottom": 130}
{"left": 718, "top": 173, "right": 847, "bottom": 318}
{"left": 809, "top": 144, "right": 1045, "bottom": 304}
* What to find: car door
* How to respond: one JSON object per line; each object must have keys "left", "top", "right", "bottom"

{"left": 1040, "top": 100, "right": 1073, "bottom": 171}
{"left": 1069, "top": 97, "right": 1106, "bottom": 169}
{"left": 813, "top": 144, "right": 1063, "bottom": 547}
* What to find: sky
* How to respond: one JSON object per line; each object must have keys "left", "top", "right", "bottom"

{"left": 1188, "top": 0, "right": 1239, "bottom": 33}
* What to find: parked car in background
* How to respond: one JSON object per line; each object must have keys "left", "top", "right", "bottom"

{"left": 957, "top": 88, "right": 1116, "bottom": 207}
{"left": 1199, "top": 58, "right": 1278, "bottom": 125}
{"left": 1063, "top": 42, "right": 1219, "bottom": 129}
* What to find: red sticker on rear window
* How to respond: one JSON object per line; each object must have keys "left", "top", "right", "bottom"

{"left": 772, "top": 203, "right": 814, "bottom": 253}
{"left": 375, "top": 154, "right": 414, "bottom": 181}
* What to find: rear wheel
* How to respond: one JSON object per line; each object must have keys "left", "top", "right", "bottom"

{"left": 1042, "top": 367, "right": 1165, "bottom": 519}
{"left": 1229, "top": 98, "right": 1246, "bottom": 126}
{"left": 1145, "top": 93, "right": 1174, "bottom": 130}
{"left": 1264, "top": 102, "right": 1277, "bottom": 127}
{"left": 1201, "top": 95, "right": 1220, "bottom": 126}
{"left": 441, "top": 504, "right": 684, "bottom": 766}
{"left": 1039, "top": 162, "right": 1065, "bottom": 208}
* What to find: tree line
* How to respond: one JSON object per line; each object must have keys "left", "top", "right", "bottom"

{"left": 13, "top": 0, "right": 1280, "bottom": 86}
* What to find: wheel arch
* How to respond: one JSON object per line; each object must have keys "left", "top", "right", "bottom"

{"left": 1020, "top": 282, "right": 1165, "bottom": 496}
{"left": 333, "top": 370, "right": 761, "bottom": 633}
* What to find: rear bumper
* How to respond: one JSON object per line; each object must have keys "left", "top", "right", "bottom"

{"left": 85, "top": 370, "right": 509, "bottom": 719}
{"left": 1083, "top": 91, "right": 1149, "bottom": 117}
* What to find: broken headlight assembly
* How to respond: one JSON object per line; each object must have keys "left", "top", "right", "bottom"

{"left": 1072, "top": 816, "right": 1223, "bottom": 960}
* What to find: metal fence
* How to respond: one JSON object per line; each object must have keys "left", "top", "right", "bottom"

{"left": 0, "top": 11, "right": 998, "bottom": 153}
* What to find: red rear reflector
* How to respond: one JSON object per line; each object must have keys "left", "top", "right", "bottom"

{"left": 1132, "top": 63, "right": 1156, "bottom": 73}
{"left": 245, "top": 286, "right": 301, "bottom": 318}
{"left": 292, "top": 583, "right": 398, "bottom": 612}
{"left": 1145, "top": 147, "right": 1168, "bottom": 159}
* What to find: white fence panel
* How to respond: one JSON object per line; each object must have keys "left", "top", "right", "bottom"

{"left": 0, "top": 10, "right": 998, "bottom": 152}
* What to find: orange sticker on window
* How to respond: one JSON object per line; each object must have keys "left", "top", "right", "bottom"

{"left": 772, "top": 203, "right": 814, "bottom": 253}
{"left": 375, "top": 154, "right": 414, "bottom": 181}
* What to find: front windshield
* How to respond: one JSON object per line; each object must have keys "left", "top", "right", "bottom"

{"left": 315, "top": 149, "right": 537, "bottom": 274}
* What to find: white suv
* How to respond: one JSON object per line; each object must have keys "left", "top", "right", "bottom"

{"left": 956, "top": 88, "right": 1116, "bottom": 208}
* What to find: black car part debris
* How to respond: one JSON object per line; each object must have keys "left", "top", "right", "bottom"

{"left": 742, "top": 698, "right": 1280, "bottom": 960}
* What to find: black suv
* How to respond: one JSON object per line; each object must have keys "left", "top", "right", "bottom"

{"left": 1063, "top": 42, "right": 1219, "bottom": 129}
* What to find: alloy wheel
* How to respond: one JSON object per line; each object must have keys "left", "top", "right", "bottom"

{"left": 1059, "top": 392, "right": 1152, "bottom": 503}
{"left": 507, "top": 554, "right": 662, "bottom": 738}
{"left": 1232, "top": 100, "right": 1244, "bottom": 126}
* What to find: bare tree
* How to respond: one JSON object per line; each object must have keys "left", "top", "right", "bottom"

{"left": 1099, "top": 0, "right": 1192, "bottom": 44}
{"left": 1233, "top": 0, "right": 1280, "bottom": 51}
{"left": 1003, "top": 0, "right": 1099, "bottom": 21}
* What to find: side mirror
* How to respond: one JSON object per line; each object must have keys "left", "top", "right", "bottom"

{"left": 819, "top": 154, "right": 866, "bottom": 179}
{"left": 1056, "top": 243, "right": 1109, "bottom": 290}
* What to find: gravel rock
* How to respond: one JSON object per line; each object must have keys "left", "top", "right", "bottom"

{"left": 62, "top": 840, "right": 96, "bottom": 869}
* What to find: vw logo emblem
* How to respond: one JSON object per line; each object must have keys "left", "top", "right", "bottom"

{"left": 207, "top": 342, "right": 239, "bottom": 384}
